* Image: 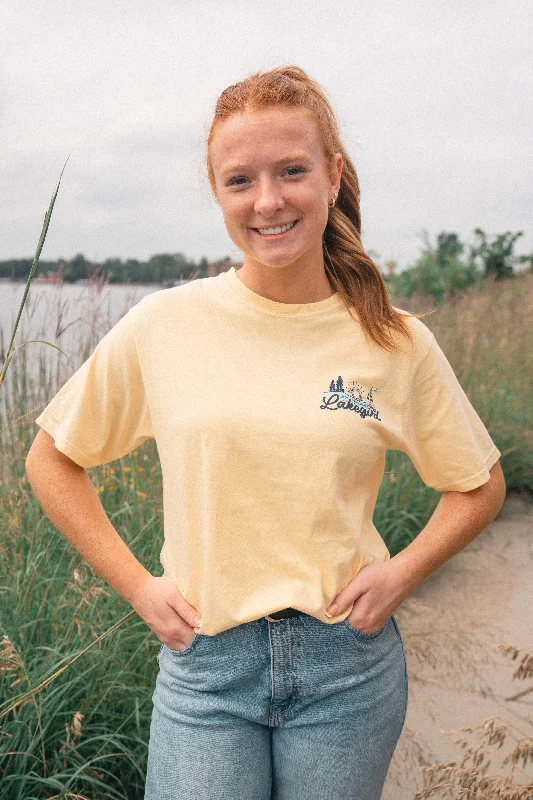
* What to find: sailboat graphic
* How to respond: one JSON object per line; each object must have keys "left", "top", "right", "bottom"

{"left": 321, "top": 376, "right": 382, "bottom": 421}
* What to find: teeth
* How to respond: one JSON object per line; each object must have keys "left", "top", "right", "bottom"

{"left": 256, "top": 220, "right": 296, "bottom": 235}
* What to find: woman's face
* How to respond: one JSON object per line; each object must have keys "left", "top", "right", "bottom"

{"left": 209, "top": 106, "right": 342, "bottom": 273}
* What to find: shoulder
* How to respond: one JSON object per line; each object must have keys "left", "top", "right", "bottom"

{"left": 390, "top": 306, "right": 435, "bottom": 366}
{"left": 125, "top": 277, "right": 219, "bottom": 325}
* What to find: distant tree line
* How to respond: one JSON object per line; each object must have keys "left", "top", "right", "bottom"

{"left": 1, "top": 228, "right": 531, "bottom": 302}
{"left": 0, "top": 252, "right": 213, "bottom": 284}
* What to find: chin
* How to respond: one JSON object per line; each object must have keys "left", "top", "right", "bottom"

{"left": 250, "top": 253, "right": 303, "bottom": 270}
{"left": 247, "top": 244, "right": 305, "bottom": 268}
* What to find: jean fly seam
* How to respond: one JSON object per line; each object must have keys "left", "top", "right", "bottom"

{"left": 266, "top": 619, "right": 301, "bottom": 723}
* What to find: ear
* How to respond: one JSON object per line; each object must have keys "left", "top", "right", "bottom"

{"left": 330, "top": 152, "right": 343, "bottom": 196}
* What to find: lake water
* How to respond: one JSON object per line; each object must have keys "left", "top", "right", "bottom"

{"left": 0, "top": 280, "right": 170, "bottom": 433}
{"left": 1, "top": 279, "right": 168, "bottom": 361}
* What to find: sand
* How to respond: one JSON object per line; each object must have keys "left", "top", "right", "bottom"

{"left": 383, "top": 492, "right": 533, "bottom": 798}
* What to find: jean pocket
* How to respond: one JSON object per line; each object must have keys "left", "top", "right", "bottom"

{"left": 165, "top": 633, "right": 201, "bottom": 656}
{"left": 390, "top": 614, "right": 409, "bottom": 727}
{"left": 342, "top": 617, "right": 388, "bottom": 639}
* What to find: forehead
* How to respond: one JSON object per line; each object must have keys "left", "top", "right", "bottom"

{"left": 210, "top": 106, "right": 324, "bottom": 171}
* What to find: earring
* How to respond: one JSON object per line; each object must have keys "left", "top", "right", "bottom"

{"left": 328, "top": 191, "right": 338, "bottom": 208}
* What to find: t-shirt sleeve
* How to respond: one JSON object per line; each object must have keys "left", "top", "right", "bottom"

{"left": 400, "top": 333, "right": 501, "bottom": 492}
{"left": 34, "top": 304, "right": 154, "bottom": 469}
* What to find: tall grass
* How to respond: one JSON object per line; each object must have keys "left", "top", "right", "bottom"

{"left": 376, "top": 272, "right": 533, "bottom": 557}
{"left": 1, "top": 261, "right": 532, "bottom": 797}
{"left": 412, "top": 641, "right": 533, "bottom": 798}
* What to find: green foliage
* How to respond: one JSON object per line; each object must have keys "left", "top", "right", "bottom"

{"left": 469, "top": 228, "right": 523, "bottom": 280}
{"left": 390, "top": 230, "right": 482, "bottom": 304}
{"left": 198, "top": 256, "right": 209, "bottom": 278}
{"left": 435, "top": 231, "right": 463, "bottom": 267}
{"left": 0, "top": 448, "right": 163, "bottom": 800}
{"left": 388, "top": 227, "right": 528, "bottom": 305}
{"left": 518, "top": 251, "right": 533, "bottom": 271}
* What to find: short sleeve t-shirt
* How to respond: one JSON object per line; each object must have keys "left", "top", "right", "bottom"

{"left": 34, "top": 266, "right": 501, "bottom": 636}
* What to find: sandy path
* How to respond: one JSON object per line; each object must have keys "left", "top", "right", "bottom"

{"left": 383, "top": 493, "right": 533, "bottom": 798}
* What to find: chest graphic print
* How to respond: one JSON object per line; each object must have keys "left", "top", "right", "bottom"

{"left": 320, "top": 376, "right": 382, "bottom": 421}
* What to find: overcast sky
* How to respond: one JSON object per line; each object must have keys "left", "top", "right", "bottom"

{"left": 2, "top": 0, "right": 531, "bottom": 272}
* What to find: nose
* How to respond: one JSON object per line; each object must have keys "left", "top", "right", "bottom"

{"left": 253, "top": 176, "right": 284, "bottom": 217}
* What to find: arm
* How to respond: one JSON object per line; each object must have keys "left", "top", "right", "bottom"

{"left": 25, "top": 429, "right": 202, "bottom": 646}
{"left": 388, "top": 459, "right": 506, "bottom": 594}
{"left": 26, "top": 429, "right": 152, "bottom": 605}
{"left": 326, "top": 460, "right": 506, "bottom": 626}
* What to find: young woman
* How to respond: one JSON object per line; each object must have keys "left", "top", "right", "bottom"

{"left": 27, "top": 66, "right": 506, "bottom": 800}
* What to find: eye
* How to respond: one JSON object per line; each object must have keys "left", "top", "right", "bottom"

{"left": 285, "top": 166, "right": 306, "bottom": 176}
{"left": 226, "top": 176, "right": 248, "bottom": 187}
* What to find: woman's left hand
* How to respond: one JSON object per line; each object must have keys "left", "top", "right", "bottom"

{"left": 325, "top": 561, "right": 409, "bottom": 634}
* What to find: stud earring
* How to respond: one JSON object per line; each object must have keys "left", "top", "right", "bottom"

{"left": 328, "top": 191, "right": 338, "bottom": 209}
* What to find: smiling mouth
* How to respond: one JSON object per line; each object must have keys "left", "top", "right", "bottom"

{"left": 252, "top": 220, "right": 299, "bottom": 236}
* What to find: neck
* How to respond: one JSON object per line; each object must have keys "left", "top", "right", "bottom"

{"left": 235, "top": 260, "right": 336, "bottom": 304}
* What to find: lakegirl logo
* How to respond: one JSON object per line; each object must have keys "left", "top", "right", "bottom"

{"left": 320, "top": 376, "right": 382, "bottom": 421}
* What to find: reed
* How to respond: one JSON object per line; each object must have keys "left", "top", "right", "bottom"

{"left": 0, "top": 157, "right": 70, "bottom": 391}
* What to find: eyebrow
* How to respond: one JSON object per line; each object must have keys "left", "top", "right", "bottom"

{"left": 219, "top": 152, "right": 312, "bottom": 175}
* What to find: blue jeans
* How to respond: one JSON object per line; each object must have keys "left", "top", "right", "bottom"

{"left": 144, "top": 612, "right": 408, "bottom": 800}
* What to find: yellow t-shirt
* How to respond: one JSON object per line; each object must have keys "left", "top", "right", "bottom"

{"left": 35, "top": 267, "right": 501, "bottom": 635}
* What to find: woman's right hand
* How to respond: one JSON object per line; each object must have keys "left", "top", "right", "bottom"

{"left": 129, "top": 575, "right": 202, "bottom": 651}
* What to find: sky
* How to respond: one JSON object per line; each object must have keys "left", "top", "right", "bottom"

{"left": 2, "top": 0, "right": 532, "bottom": 272}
